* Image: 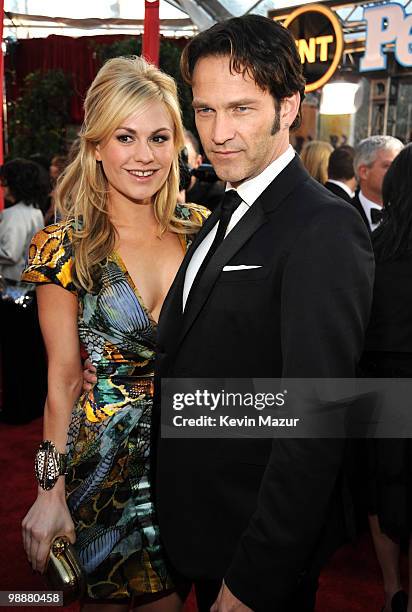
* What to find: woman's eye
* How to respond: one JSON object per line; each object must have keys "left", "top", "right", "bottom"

{"left": 116, "top": 134, "right": 133, "bottom": 143}
{"left": 151, "top": 135, "right": 170, "bottom": 143}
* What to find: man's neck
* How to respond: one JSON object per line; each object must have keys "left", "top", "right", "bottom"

{"left": 359, "top": 186, "right": 382, "bottom": 207}
{"left": 228, "top": 145, "right": 295, "bottom": 207}
{"left": 347, "top": 177, "right": 357, "bottom": 193}
{"left": 327, "top": 179, "right": 355, "bottom": 198}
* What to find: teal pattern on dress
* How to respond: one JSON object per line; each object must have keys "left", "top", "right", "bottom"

{"left": 22, "top": 204, "right": 209, "bottom": 600}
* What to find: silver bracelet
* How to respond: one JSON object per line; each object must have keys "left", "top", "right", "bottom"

{"left": 34, "top": 440, "right": 68, "bottom": 490}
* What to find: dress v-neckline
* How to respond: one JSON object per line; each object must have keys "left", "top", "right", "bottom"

{"left": 111, "top": 233, "right": 187, "bottom": 328}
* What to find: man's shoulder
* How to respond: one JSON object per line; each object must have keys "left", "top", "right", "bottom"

{"left": 1, "top": 202, "right": 24, "bottom": 220}
{"left": 324, "top": 181, "right": 352, "bottom": 202}
{"left": 256, "top": 157, "right": 363, "bottom": 234}
{"left": 1, "top": 202, "right": 42, "bottom": 225}
{"left": 280, "top": 179, "right": 371, "bottom": 254}
{"left": 288, "top": 172, "right": 359, "bottom": 219}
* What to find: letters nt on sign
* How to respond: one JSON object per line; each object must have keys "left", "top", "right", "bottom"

{"left": 360, "top": 3, "right": 412, "bottom": 71}
{"left": 297, "top": 35, "right": 334, "bottom": 63}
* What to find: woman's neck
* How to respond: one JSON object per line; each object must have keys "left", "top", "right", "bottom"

{"left": 108, "top": 196, "right": 158, "bottom": 231}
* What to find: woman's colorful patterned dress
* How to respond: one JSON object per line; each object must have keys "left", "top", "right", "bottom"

{"left": 22, "top": 204, "right": 208, "bottom": 600}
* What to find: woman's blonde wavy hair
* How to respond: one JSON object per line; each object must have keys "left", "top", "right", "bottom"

{"left": 300, "top": 140, "right": 333, "bottom": 185}
{"left": 56, "top": 55, "right": 201, "bottom": 292}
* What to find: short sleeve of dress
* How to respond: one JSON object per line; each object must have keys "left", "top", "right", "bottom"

{"left": 175, "top": 202, "right": 211, "bottom": 225}
{"left": 175, "top": 203, "right": 211, "bottom": 251}
{"left": 186, "top": 203, "right": 211, "bottom": 225}
{"left": 21, "top": 222, "right": 77, "bottom": 294}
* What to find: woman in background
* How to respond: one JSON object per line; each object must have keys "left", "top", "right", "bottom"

{"left": 360, "top": 143, "right": 412, "bottom": 612}
{"left": 300, "top": 140, "right": 333, "bottom": 184}
{"left": 21, "top": 56, "right": 207, "bottom": 610}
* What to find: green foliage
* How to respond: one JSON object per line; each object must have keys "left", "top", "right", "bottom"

{"left": 8, "top": 69, "right": 71, "bottom": 161}
{"left": 96, "top": 37, "right": 195, "bottom": 132}
{"left": 96, "top": 37, "right": 142, "bottom": 62}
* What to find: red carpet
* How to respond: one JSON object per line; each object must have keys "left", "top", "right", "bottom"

{"left": 0, "top": 418, "right": 402, "bottom": 611}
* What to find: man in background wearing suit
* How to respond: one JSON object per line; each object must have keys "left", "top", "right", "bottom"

{"left": 154, "top": 15, "right": 375, "bottom": 612}
{"left": 352, "top": 136, "right": 403, "bottom": 231}
{"left": 325, "top": 145, "right": 357, "bottom": 204}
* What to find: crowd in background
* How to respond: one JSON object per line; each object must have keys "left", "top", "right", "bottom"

{"left": 294, "top": 134, "right": 412, "bottom": 612}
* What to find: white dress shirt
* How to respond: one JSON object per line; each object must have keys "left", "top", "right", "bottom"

{"left": 183, "top": 145, "right": 296, "bottom": 310}
{"left": 327, "top": 179, "right": 355, "bottom": 199}
{"left": 358, "top": 191, "right": 383, "bottom": 232}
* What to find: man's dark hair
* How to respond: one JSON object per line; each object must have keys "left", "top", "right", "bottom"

{"left": 327, "top": 145, "right": 355, "bottom": 181}
{"left": 181, "top": 14, "right": 306, "bottom": 130}
{"left": 373, "top": 143, "right": 412, "bottom": 262}
{"left": 0, "top": 158, "right": 50, "bottom": 211}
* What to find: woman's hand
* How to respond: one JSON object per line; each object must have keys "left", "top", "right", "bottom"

{"left": 22, "top": 488, "right": 76, "bottom": 574}
{"left": 83, "top": 358, "right": 97, "bottom": 392}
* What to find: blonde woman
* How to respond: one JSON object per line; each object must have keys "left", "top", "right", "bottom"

{"left": 21, "top": 56, "right": 207, "bottom": 611}
{"left": 300, "top": 140, "right": 333, "bottom": 184}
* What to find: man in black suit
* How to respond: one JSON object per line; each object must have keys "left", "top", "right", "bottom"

{"left": 155, "top": 15, "right": 374, "bottom": 612}
{"left": 352, "top": 136, "right": 403, "bottom": 232}
{"left": 325, "top": 145, "right": 356, "bottom": 204}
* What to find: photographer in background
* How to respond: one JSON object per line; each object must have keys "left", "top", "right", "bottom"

{"left": 184, "top": 129, "right": 225, "bottom": 210}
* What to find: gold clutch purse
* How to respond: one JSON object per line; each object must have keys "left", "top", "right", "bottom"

{"left": 45, "top": 537, "right": 86, "bottom": 605}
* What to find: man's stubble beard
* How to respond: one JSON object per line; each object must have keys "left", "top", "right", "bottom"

{"left": 205, "top": 107, "right": 281, "bottom": 184}
{"left": 270, "top": 104, "right": 281, "bottom": 136}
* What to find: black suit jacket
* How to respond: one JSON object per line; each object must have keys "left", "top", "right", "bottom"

{"left": 324, "top": 180, "right": 353, "bottom": 204}
{"left": 365, "top": 251, "right": 412, "bottom": 353}
{"left": 350, "top": 191, "right": 370, "bottom": 230}
{"left": 154, "top": 156, "right": 374, "bottom": 610}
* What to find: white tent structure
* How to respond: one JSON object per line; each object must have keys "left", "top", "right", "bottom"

{"left": 4, "top": 1, "right": 194, "bottom": 38}
{"left": 3, "top": 0, "right": 329, "bottom": 39}
{"left": 4, "top": 0, "right": 412, "bottom": 62}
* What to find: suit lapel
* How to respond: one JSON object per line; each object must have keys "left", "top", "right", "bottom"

{"left": 352, "top": 191, "right": 371, "bottom": 231}
{"left": 157, "top": 205, "right": 222, "bottom": 347}
{"left": 177, "top": 200, "right": 267, "bottom": 350}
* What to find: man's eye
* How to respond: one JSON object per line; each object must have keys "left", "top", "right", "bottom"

{"left": 196, "top": 108, "right": 214, "bottom": 114}
{"left": 235, "top": 106, "right": 250, "bottom": 112}
{"left": 116, "top": 134, "right": 133, "bottom": 143}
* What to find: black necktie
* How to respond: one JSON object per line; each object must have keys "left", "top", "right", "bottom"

{"left": 371, "top": 207, "right": 383, "bottom": 224}
{"left": 186, "top": 190, "right": 243, "bottom": 305}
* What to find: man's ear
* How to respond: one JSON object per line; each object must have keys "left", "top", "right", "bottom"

{"left": 280, "top": 92, "right": 300, "bottom": 130}
{"left": 95, "top": 144, "right": 102, "bottom": 162}
{"left": 357, "top": 164, "right": 369, "bottom": 182}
